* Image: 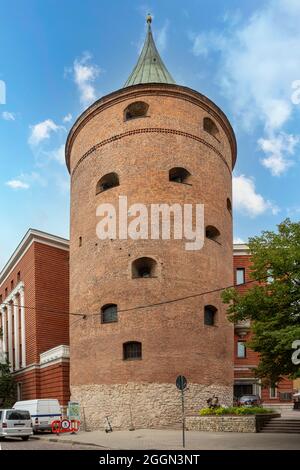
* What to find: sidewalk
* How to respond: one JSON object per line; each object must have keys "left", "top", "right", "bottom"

{"left": 32, "top": 428, "right": 300, "bottom": 450}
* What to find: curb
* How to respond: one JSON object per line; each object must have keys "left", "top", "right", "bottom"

{"left": 30, "top": 435, "right": 107, "bottom": 448}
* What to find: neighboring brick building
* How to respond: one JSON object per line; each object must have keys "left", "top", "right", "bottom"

{"left": 0, "top": 229, "right": 70, "bottom": 406}
{"left": 233, "top": 243, "right": 294, "bottom": 410}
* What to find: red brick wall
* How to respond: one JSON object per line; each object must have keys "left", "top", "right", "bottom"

{"left": 34, "top": 242, "right": 69, "bottom": 356}
{"left": 68, "top": 84, "right": 235, "bottom": 390}
{"left": 261, "top": 377, "right": 294, "bottom": 403}
{"left": 14, "top": 362, "right": 70, "bottom": 406}
{"left": 233, "top": 250, "right": 294, "bottom": 401}
{"left": 14, "top": 368, "right": 40, "bottom": 400}
{"left": 234, "top": 331, "right": 259, "bottom": 366}
{"left": 0, "top": 241, "right": 69, "bottom": 364}
{"left": 39, "top": 362, "right": 70, "bottom": 405}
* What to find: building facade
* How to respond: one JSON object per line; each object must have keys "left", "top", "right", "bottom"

{"left": 0, "top": 229, "right": 70, "bottom": 406}
{"left": 233, "top": 243, "right": 294, "bottom": 410}
{"left": 66, "top": 17, "right": 237, "bottom": 429}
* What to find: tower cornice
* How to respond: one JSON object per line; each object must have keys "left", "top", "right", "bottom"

{"left": 65, "top": 83, "right": 237, "bottom": 172}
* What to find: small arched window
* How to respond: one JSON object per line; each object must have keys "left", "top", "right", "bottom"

{"left": 227, "top": 198, "right": 232, "bottom": 214}
{"left": 96, "top": 172, "right": 119, "bottom": 194}
{"left": 206, "top": 226, "right": 220, "bottom": 242}
{"left": 124, "top": 101, "right": 149, "bottom": 121}
{"left": 79, "top": 236, "right": 82, "bottom": 247}
{"left": 101, "top": 304, "right": 118, "bottom": 323}
{"left": 169, "top": 167, "right": 191, "bottom": 184}
{"left": 123, "top": 341, "right": 142, "bottom": 360}
{"left": 132, "top": 257, "right": 157, "bottom": 279}
{"left": 204, "top": 305, "right": 217, "bottom": 326}
{"left": 203, "top": 117, "right": 219, "bottom": 138}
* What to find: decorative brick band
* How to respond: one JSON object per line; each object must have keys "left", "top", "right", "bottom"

{"left": 65, "top": 84, "right": 237, "bottom": 171}
{"left": 71, "top": 127, "right": 232, "bottom": 178}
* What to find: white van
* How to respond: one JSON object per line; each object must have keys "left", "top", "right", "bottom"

{"left": 13, "top": 399, "right": 62, "bottom": 432}
{"left": 0, "top": 409, "right": 33, "bottom": 440}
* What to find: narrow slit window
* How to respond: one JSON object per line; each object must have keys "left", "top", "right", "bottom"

{"left": 203, "top": 117, "right": 219, "bottom": 138}
{"left": 204, "top": 305, "right": 217, "bottom": 326}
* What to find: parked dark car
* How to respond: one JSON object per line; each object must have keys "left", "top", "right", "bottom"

{"left": 238, "top": 395, "right": 261, "bottom": 406}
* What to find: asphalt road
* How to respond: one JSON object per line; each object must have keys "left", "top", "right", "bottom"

{"left": 0, "top": 437, "right": 101, "bottom": 450}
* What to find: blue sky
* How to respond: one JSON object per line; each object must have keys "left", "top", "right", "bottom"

{"left": 0, "top": 0, "right": 300, "bottom": 267}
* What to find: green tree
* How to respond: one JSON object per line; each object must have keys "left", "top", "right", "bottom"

{"left": 222, "top": 219, "right": 300, "bottom": 385}
{"left": 0, "top": 328, "right": 16, "bottom": 407}
{"left": 0, "top": 361, "right": 16, "bottom": 407}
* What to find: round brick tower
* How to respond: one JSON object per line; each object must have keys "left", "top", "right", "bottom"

{"left": 66, "top": 16, "right": 237, "bottom": 430}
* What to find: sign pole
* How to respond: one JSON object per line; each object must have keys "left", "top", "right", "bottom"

{"left": 176, "top": 375, "right": 187, "bottom": 449}
{"left": 181, "top": 386, "right": 185, "bottom": 448}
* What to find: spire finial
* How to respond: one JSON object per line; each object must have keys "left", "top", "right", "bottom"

{"left": 123, "top": 14, "right": 175, "bottom": 88}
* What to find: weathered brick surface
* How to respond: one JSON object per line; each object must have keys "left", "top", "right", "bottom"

{"left": 67, "top": 84, "right": 236, "bottom": 428}
{"left": 39, "top": 362, "right": 70, "bottom": 405}
{"left": 34, "top": 243, "right": 69, "bottom": 356}
{"left": 14, "top": 362, "right": 70, "bottom": 405}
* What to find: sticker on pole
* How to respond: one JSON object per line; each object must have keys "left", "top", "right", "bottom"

{"left": 176, "top": 375, "right": 187, "bottom": 391}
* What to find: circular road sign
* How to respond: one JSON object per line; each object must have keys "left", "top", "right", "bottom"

{"left": 61, "top": 419, "right": 71, "bottom": 430}
{"left": 176, "top": 375, "right": 187, "bottom": 391}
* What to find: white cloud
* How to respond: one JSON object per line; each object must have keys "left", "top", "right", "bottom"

{"left": 48, "top": 144, "right": 65, "bottom": 165}
{"left": 291, "top": 79, "right": 300, "bottom": 104}
{"left": 214, "top": 0, "right": 300, "bottom": 132}
{"left": 286, "top": 205, "right": 300, "bottom": 217}
{"left": 190, "top": 0, "right": 300, "bottom": 175}
{"left": 55, "top": 173, "right": 69, "bottom": 194}
{"left": 63, "top": 113, "right": 72, "bottom": 123}
{"left": 2, "top": 111, "right": 15, "bottom": 121}
{"left": 156, "top": 20, "right": 169, "bottom": 53}
{"left": 234, "top": 237, "right": 246, "bottom": 244}
{"left": 29, "top": 119, "right": 63, "bottom": 146}
{"left": 233, "top": 175, "right": 279, "bottom": 217}
{"left": 71, "top": 53, "right": 100, "bottom": 107}
{"left": 5, "top": 172, "right": 46, "bottom": 190}
{"left": 6, "top": 180, "right": 29, "bottom": 190}
{"left": 191, "top": 31, "right": 225, "bottom": 57}
{"left": 258, "top": 132, "right": 299, "bottom": 176}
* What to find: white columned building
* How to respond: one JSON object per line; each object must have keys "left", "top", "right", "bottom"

{"left": 0, "top": 282, "right": 25, "bottom": 371}
{"left": 19, "top": 286, "right": 26, "bottom": 368}
{"left": 13, "top": 294, "right": 20, "bottom": 370}
{"left": 0, "top": 305, "right": 7, "bottom": 364}
{"left": 7, "top": 302, "right": 13, "bottom": 371}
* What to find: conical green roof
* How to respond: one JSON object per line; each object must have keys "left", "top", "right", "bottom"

{"left": 124, "top": 15, "right": 175, "bottom": 87}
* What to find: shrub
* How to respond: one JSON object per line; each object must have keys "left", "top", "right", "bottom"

{"left": 199, "top": 406, "right": 274, "bottom": 416}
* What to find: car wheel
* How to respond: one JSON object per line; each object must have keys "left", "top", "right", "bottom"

{"left": 21, "top": 436, "right": 30, "bottom": 441}
{"left": 0, "top": 437, "right": 5, "bottom": 441}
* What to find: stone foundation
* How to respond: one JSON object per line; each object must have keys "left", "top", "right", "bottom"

{"left": 186, "top": 415, "right": 256, "bottom": 433}
{"left": 186, "top": 413, "right": 279, "bottom": 433}
{"left": 71, "top": 382, "right": 233, "bottom": 430}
